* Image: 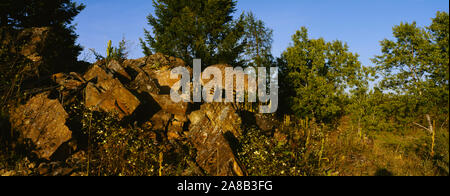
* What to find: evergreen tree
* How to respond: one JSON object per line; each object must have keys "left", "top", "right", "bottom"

{"left": 0, "top": 0, "right": 85, "bottom": 74}
{"left": 242, "top": 12, "right": 274, "bottom": 68}
{"left": 140, "top": 0, "right": 245, "bottom": 67}
{"left": 0, "top": 0, "right": 84, "bottom": 28}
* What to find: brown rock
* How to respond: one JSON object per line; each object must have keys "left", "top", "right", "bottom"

{"left": 151, "top": 94, "right": 189, "bottom": 116}
{"left": 167, "top": 120, "right": 184, "bottom": 140}
{"left": 131, "top": 72, "right": 160, "bottom": 94}
{"left": 84, "top": 65, "right": 140, "bottom": 119}
{"left": 9, "top": 93, "right": 72, "bottom": 160}
{"left": 202, "top": 64, "right": 255, "bottom": 95}
{"left": 83, "top": 65, "right": 112, "bottom": 82}
{"left": 150, "top": 110, "right": 172, "bottom": 131}
{"left": 145, "top": 53, "right": 185, "bottom": 68}
{"left": 52, "top": 72, "right": 85, "bottom": 90}
{"left": 187, "top": 103, "right": 244, "bottom": 176}
{"left": 140, "top": 53, "right": 190, "bottom": 89}
{"left": 107, "top": 59, "right": 132, "bottom": 81}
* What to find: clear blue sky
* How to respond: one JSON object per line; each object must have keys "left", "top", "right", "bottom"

{"left": 73, "top": 0, "right": 449, "bottom": 67}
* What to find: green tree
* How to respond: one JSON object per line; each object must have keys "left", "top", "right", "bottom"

{"left": 0, "top": 0, "right": 85, "bottom": 73}
{"left": 140, "top": 0, "right": 245, "bottom": 67}
{"left": 280, "top": 27, "right": 362, "bottom": 123}
{"left": 0, "top": 0, "right": 85, "bottom": 108}
{"left": 0, "top": 0, "right": 84, "bottom": 28}
{"left": 372, "top": 11, "right": 449, "bottom": 130}
{"left": 242, "top": 12, "right": 274, "bottom": 68}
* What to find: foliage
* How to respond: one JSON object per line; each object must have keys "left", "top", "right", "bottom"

{"left": 372, "top": 12, "right": 449, "bottom": 122}
{"left": 65, "top": 101, "right": 199, "bottom": 176}
{"left": 140, "top": 0, "right": 246, "bottom": 67}
{"left": 90, "top": 38, "right": 129, "bottom": 63}
{"left": 242, "top": 12, "right": 274, "bottom": 68}
{"left": 0, "top": 0, "right": 85, "bottom": 73}
{"left": 279, "top": 27, "right": 362, "bottom": 123}
{"left": 237, "top": 119, "right": 334, "bottom": 176}
{"left": 0, "top": 0, "right": 84, "bottom": 28}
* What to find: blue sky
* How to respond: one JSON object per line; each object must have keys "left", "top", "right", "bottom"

{"left": 73, "top": 0, "right": 449, "bottom": 67}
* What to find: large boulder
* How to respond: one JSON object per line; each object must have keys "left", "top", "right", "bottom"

{"left": 9, "top": 92, "right": 72, "bottom": 160}
{"left": 106, "top": 60, "right": 132, "bottom": 81}
{"left": 150, "top": 94, "right": 190, "bottom": 116}
{"left": 130, "top": 72, "right": 160, "bottom": 95}
{"left": 84, "top": 65, "right": 140, "bottom": 119}
{"left": 187, "top": 103, "right": 244, "bottom": 176}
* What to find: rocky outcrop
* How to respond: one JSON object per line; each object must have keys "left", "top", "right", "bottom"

{"left": 9, "top": 93, "right": 72, "bottom": 160}
{"left": 8, "top": 53, "right": 250, "bottom": 176}
{"left": 106, "top": 59, "right": 132, "bottom": 81}
{"left": 84, "top": 65, "right": 140, "bottom": 119}
{"left": 188, "top": 103, "right": 244, "bottom": 176}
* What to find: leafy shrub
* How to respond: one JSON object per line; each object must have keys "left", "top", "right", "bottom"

{"left": 237, "top": 118, "right": 335, "bottom": 176}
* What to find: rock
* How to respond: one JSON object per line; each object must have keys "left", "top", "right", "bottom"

{"left": 201, "top": 103, "right": 242, "bottom": 138}
{"left": 167, "top": 120, "right": 184, "bottom": 140}
{"left": 255, "top": 114, "right": 278, "bottom": 132}
{"left": 52, "top": 72, "right": 85, "bottom": 90}
{"left": 106, "top": 59, "right": 132, "bottom": 81}
{"left": 139, "top": 53, "right": 191, "bottom": 90}
{"left": 149, "top": 68, "right": 182, "bottom": 89}
{"left": 9, "top": 92, "right": 72, "bottom": 160}
{"left": 202, "top": 64, "right": 255, "bottom": 93}
{"left": 151, "top": 94, "right": 190, "bottom": 116}
{"left": 83, "top": 65, "right": 112, "bottom": 82}
{"left": 150, "top": 110, "right": 172, "bottom": 131}
{"left": 187, "top": 103, "right": 244, "bottom": 176}
{"left": 145, "top": 53, "right": 185, "bottom": 69}
{"left": 131, "top": 72, "right": 160, "bottom": 95}
{"left": 84, "top": 65, "right": 140, "bottom": 119}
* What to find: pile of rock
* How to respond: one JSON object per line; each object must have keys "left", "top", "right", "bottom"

{"left": 9, "top": 53, "right": 247, "bottom": 176}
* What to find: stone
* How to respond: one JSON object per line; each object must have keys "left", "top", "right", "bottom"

{"left": 9, "top": 92, "right": 72, "bottom": 160}
{"left": 150, "top": 110, "right": 172, "bottom": 131}
{"left": 131, "top": 72, "right": 160, "bottom": 94}
{"left": 187, "top": 103, "right": 244, "bottom": 176}
{"left": 52, "top": 72, "right": 85, "bottom": 90}
{"left": 151, "top": 94, "right": 190, "bottom": 116}
{"left": 106, "top": 59, "right": 132, "bottom": 81}
{"left": 83, "top": 65, "right": 112, "bottom": 83}
{"left": 255, "top": 114, "right": 278, "bottom": 132}
{"left": 167, "top": 120, "right": 184, "bottom": 140}
{"left": 84, "top": 65, "right": 140, "bottom": 119}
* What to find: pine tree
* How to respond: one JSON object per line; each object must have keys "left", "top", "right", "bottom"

{"left": 242, "top": 12, "right": 274, "bottom": 68}
{"left": 0, "top": 0, "right": 85, "bottom": 73}
{"left": 0, "top": 0, "right": 84, "bottom": 28}
{"left": 140, "top": 0, "right": 245, "bottom": 67}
